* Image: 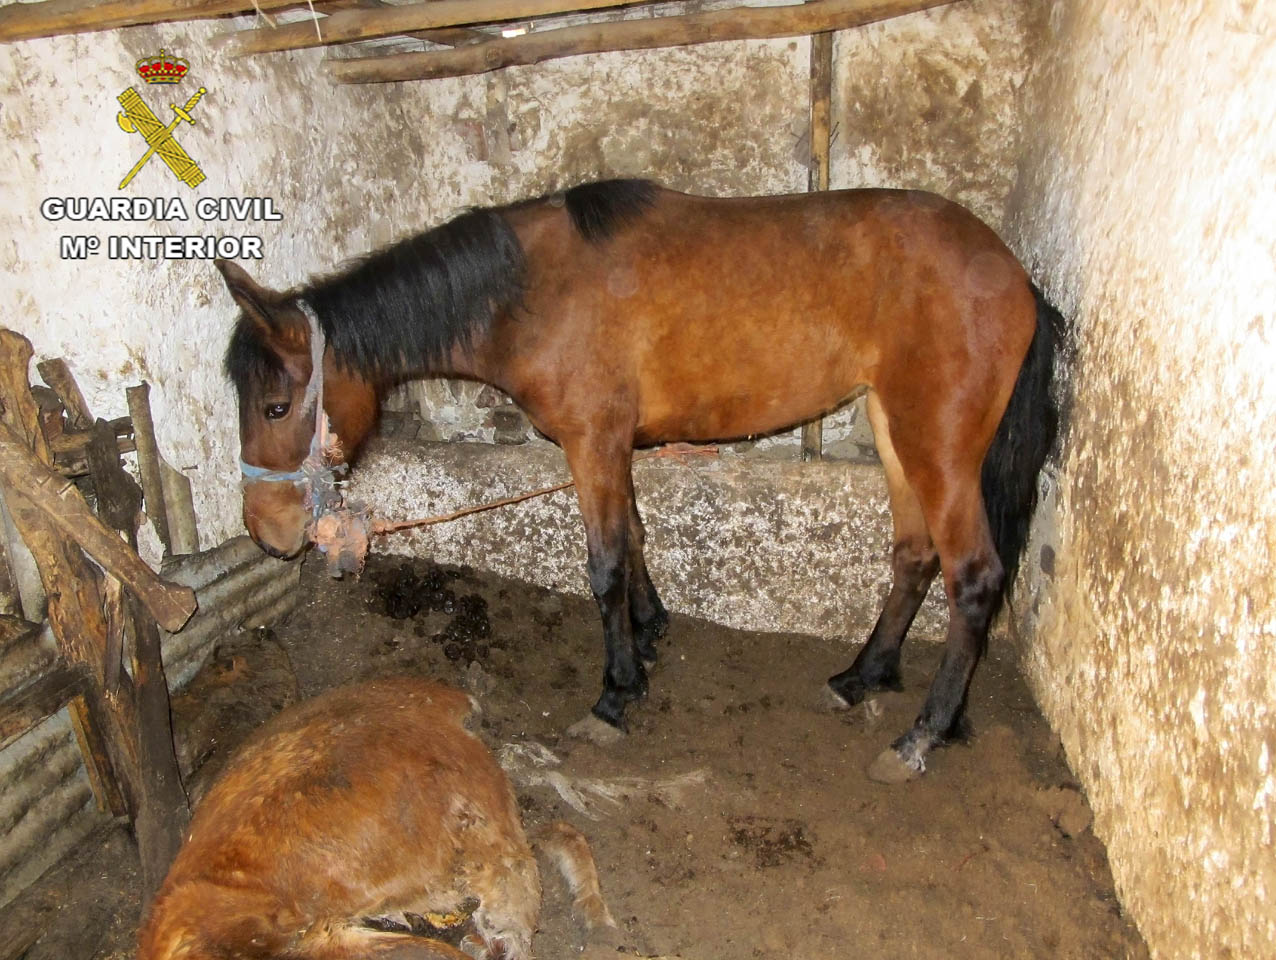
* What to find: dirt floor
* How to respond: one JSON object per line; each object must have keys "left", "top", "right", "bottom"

{"left": 4, "top": 555, "right": 1149, "bottom": 960}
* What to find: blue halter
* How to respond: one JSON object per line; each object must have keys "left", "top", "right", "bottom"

{"left": 238, "top": 459, "right": 309, "bottom": 485}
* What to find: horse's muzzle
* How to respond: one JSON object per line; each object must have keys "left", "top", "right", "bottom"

{"left": 253, "top": 536, "right": 304, "bottom": 561}
{"left": 242, "top": 482, "right": 311, "bottom": 560}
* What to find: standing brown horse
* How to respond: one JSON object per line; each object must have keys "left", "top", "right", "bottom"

{"left": 219, "top": 180, "right": 1060, "bottom": 782}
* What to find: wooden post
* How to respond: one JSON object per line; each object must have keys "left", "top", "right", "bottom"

{"left": 127, "top": 590, "right": 190, "bottom": 895}
{"left": 801, "top": 29, "right": 834, "bottom": 463}
{"left": 126, "top": 383, "right": 172, "bottom": 556}
{"left": 0, "top": 330, "right": 193, "bottom": 895}
{"left": 160, "top": 460, "right": 200, "bottom": 555}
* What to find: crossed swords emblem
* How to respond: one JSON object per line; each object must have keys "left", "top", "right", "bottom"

{"left": 116, "top": 86, "right": 207, "bottom": 190}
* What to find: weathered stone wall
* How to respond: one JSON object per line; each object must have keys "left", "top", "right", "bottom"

{"left": 831, "top": 0, "right": 1038, "bottom": 232}
{"left": 1005, "top": 2, "right": 1276, "bottom": 957}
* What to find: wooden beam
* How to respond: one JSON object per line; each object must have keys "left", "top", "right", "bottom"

{"left": 0, "top": 426, "right": 196, "bottom": 632}
{"left": 35, "top": 358, "right": 92, "bottom": 432}
{"left": 800, "top": 29, "right": 833, "bottom": 463}
{"left": 0, "top": 0, "right": 299, "bottom": 43}
{"left": 127, "top": 589, "right": 191, "bottom": 899}
{"left": 0, "top": 662, "right": 86, "bottom": 752}
{"left": 313, "top": 0, "right": 493, "bottom": 46}
{"left": 414, "top": 26, "right": 494, "bottom": 47}
{"left": 226, "top": 0, "right": 650, "bottom": 56}
{"left": 127, "top": 383, "right": 172, "bottom": 556}
{"left": 328, "top": 0, "right": 958, "bottom": 83}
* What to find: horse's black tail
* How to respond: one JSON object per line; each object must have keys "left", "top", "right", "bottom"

{"left": 981, "top": 284, "right": 1067, "bottom": 595}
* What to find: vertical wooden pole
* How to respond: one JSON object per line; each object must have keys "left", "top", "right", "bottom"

{"left": 127, "top": 590, "right": 190, "bottom": 896}
{"left": 160, "top": 461, "right": 200, "bottom": 555}
{"left": 802, "top": 29, "right": 834, "bottom": 463}
{"left": 808, "top": 31, "right": 834, "bottom": 193}
{"left": 127, "top": 383, "right": 172, "bottom": 556}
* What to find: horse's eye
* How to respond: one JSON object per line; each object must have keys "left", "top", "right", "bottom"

{"left": 264, "top": 402, "right": 290, "bottom": 421}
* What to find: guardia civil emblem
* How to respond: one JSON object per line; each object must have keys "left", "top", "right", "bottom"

{"left": 117, "top": 50, "right": 207, "bottom": 190}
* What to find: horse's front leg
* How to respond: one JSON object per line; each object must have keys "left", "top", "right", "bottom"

{"left": 627, "top": 483, "right": 667, "bottom": 663}
{"left": 562, "top": 434, "right": 646, "bottom": 732}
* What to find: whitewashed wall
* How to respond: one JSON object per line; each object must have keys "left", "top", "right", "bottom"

{"left": 1005, "top": 2, "right": 1276, "bottom": 957}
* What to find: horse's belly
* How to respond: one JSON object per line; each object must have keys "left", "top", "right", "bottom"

{"left": 636, "top": 376, "right": 855, "bottom": 445}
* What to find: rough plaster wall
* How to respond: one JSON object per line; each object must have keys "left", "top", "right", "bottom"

{"left": 1, "top": 23, "right": 462, "bottom": 554}
{"left": 831, "top": 0, "right": 1037, "bottom": 232}
{"left": 1004, "top": 2, "right": 1276, "bottom": 956}
{"left": 1, "top": 27, "right": 807, "bottom": 553}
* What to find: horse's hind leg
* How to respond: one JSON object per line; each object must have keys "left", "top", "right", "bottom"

{"left": 865, "top": 424, "right": 1004, "bottom": 783}
{"left": 627, "top": 485, "right": 667, "bottom": 662}
{"left": 828, "top": 392, "right": 940, "bottom": 707}
{"left": 561, "top": 432, "right": 647, "bottom": 731}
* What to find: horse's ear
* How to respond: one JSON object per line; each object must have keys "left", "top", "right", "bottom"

{"left": 216, "top": 259, "right": 283, "bottom": 336}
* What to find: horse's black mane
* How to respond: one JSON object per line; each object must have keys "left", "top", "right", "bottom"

{"left": 224, "top": 179, "right": 658, "bottom": 390}
{"left": 306, "top": 207, "right": 525, "bottom": 380}
{"left": 564, "top": 179, "right": 657, "bottom": 243}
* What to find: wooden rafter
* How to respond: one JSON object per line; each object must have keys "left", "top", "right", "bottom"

{"left": 314, "top": 0, "right": 494, "bottom": 48}
{"left": 223, "top": 0, "right": 648, "bottom": 55}
{"left": 327, "top": 0, "right": 957, "bottom": 83}
{"left": 0, "top": 0, "right": 296, "bottom": 43}
{"left": 0, "top": 0, "right": 958, "bottom": 85}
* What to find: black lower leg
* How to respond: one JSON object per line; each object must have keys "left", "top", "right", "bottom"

{"left": 630, "top": 572, "right": 667, "bottom": 663}
{"left": 828, "top": 542, "right": 938, "bottom": 705}
{"left": 588, "top": 533, "right": 647, "bottom": 729}
{"left": 890, "top": 556, "right": 1001, "bottom": 770}
{"left": 627, "top": 492, "right": 667, "bottom": 662}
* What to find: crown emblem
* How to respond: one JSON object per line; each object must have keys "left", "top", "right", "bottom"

{"left": 135, "top": 49, "right": 188, "bottom": 84}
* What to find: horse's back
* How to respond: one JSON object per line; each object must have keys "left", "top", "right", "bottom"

{"left": 509, "top": 185, "right": 1035, "bottom": 445}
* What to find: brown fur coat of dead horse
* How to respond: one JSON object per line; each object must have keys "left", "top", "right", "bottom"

{"left": 138, "top": 677, "right": 613, "bottom": 959}
{"left": 220, "top": 179, "right": 1063, "bottom": 783}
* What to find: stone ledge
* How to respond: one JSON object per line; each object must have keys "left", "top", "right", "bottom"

{"left": 350, "top": 439, "right": 948, "bottom": 640}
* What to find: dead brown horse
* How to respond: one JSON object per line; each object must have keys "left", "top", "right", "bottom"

{"left": 138, "top": 677, "right": 614, "bottom": 959}
{"left": 219, "top": 180, "right": 1061, "bottom": 782}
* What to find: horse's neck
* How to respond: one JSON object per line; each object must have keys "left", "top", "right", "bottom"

{"left": 323, "top": 353, "right": 381, "bottom": 454}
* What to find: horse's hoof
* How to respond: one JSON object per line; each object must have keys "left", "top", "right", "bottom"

{"left": 867, "top": 746, "right": 925, "bottom": 784}
{"left": 567, "top": 713, "right": 626, "bottom": 746}
{"left": 826, "top": 672, "right": 870, "bottom": 707}
{"left": 819, "top": 684, "right": 853, "bottom": 712}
